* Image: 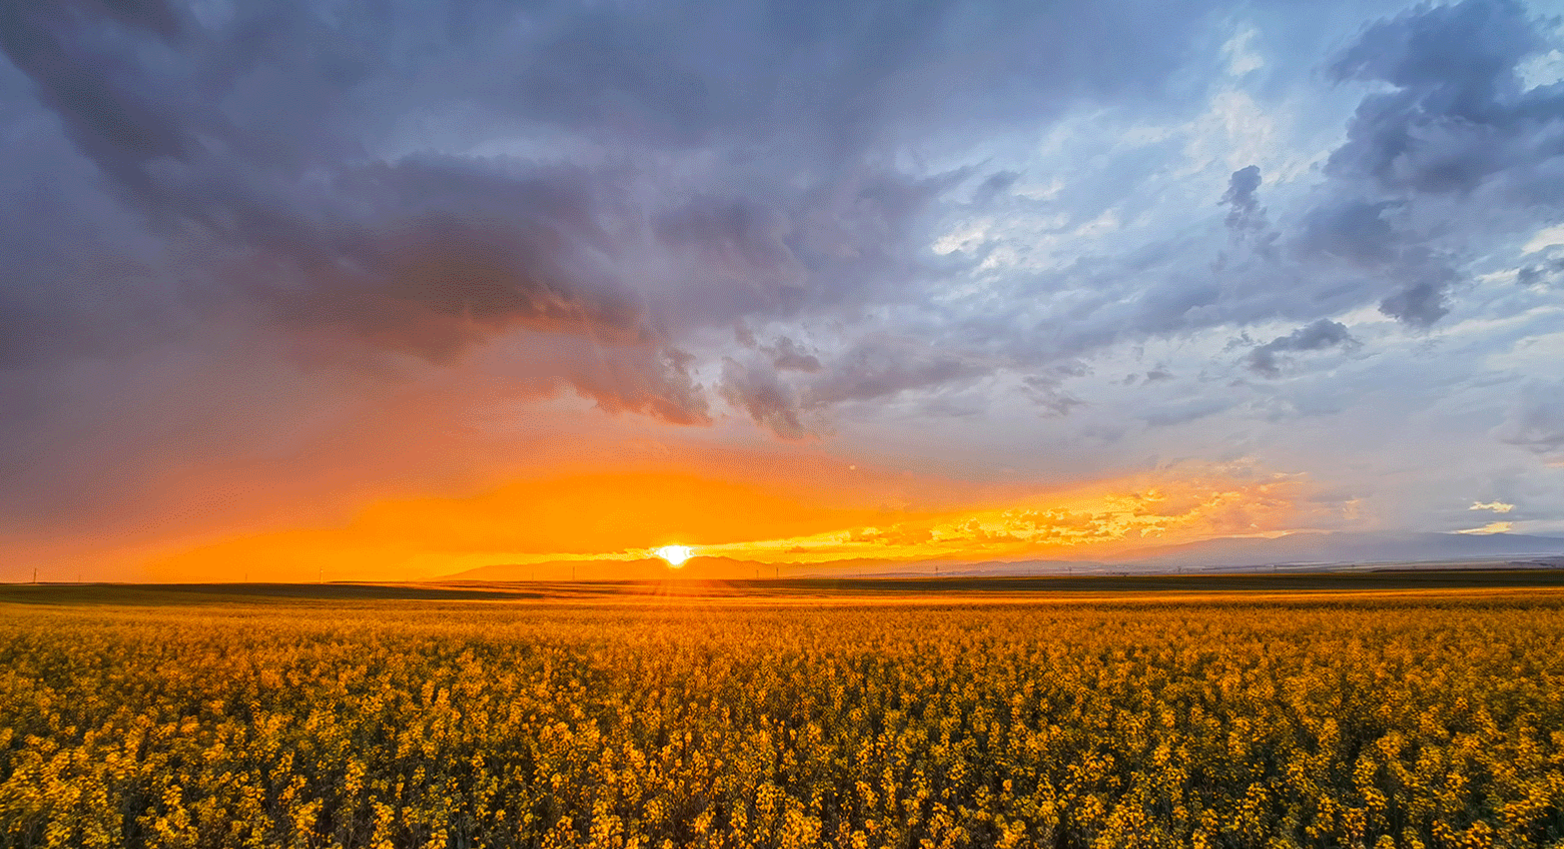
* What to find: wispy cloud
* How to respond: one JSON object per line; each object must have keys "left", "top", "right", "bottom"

{"left": 1470, "top": 500, "right": 1515, "bottom": 514}
{"left": 1457, "top": 522, "right": 1514, "bottom": 535}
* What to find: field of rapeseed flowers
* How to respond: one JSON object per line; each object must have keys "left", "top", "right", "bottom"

{"left": 2, "top": 591, "right": 1562, "bottom": 848}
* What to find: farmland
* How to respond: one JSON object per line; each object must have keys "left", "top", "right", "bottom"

{"left": 2, "top": 576, "right": 1563, "bottom": 848}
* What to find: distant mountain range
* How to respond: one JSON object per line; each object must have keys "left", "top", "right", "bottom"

{"left": 933, "top": 532, "right": 1564, "bottom": 576}
{"left": 1107, "top": 531, "right": 1564, "bottom": 569}
{"left": 438, "top": 532, "right": 1564, "bottom": 581}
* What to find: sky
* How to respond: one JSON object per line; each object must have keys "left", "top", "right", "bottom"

{"left": 3, "top": 0, "right": 1564, "bottom": 581}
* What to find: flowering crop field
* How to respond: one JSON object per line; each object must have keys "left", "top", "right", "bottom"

{"left": 2, "top": 586, "right": 1563, "bottom": 848}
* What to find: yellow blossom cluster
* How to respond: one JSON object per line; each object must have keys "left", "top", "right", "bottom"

{"left": 2, "top": 597, "right": 1562, "bottom": 848}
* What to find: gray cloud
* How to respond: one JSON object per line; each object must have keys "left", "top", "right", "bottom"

{"left": 1258, "top": 0, "right": 1564, "bottom": 331}
{"left": 1378, "top": 278, "right": 1453, "bottom": 327}
{"left": 0, "top": 0, "right": 1242, "bottom": 396}
{"left": 2, "top": 0, "right": 1217, "bottom": 438}
{"left": 1327, "top": 0, "right": 1564, "bottom": 197}
{"left": 806, "top": 335, "right": 991, "bottom": 407}
{"left": 717, "top": 333, "right": 999, "bottom": 439}
{"left": 574, "top": 346, "right": 712, "bottom": 425}
{"left": 1495, "top": 381, "right": 1564, "bottom": 455}
{"left": 972, "top": 170, "right": 1022, "bottom": 205}
{"left": 1221, "top": 165, "right": 1267, "bottom": 234}
{"left": 1298, "top": 201, "right": 1402, "bottom": 267}
{"left": 1517, "top": 256, "right": 1564, "bottom": 286}
{"left": 1020, "top": 375, "right": 1088, "bottom": 417}
{"left": 767, "top": 337, "right": 823, "bottom": 373}
{"left": 1142, "top": 397, "right": 1236, "bottom": 428}
{"left": 718, "top": 356, "right": 811, "bottom": 441}
{"left": 1294, "top": 200, "right": 1457, "bottom": 327}
{"left": 1245, "top": 319, "right": 1358, "bottom": 377}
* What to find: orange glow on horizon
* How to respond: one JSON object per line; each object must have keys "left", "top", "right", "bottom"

{"left": 139, "top": 458, "right": 1334, "bottom": 583}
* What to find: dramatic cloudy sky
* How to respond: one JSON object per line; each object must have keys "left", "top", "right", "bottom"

{"left": 3, "top": 0, "right": 1564, "bottom": 580}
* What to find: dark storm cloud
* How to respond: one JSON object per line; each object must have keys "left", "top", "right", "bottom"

{"left": 1221, "top": 165, "right": 1266, "bottom": 234}
{"left": 1245, "top": 319, "right": 1357, "bottom": 377}
{"left": 1294, "top": 200, "right": 1456, "bottom": 327}
{"left": 1256, "top": 0, "right": 1564, "bottom": 332}
{"left": 0, "top": 0, "right": 1223, "bottom": 390}
{"left": 0, "top": 0, "right": 1237, "bottom": 531}
{"left": 269, "top": 160, "right": 662, "bottom": 358}
{"left": 497, "top": 0, "right": 1222, "bottom": 149}
{"left": 653, "top": 196, "right": 806, "bottom": 311}
{"left": 1298, "top": 201, "right": 1401, "bottom": 267}
{"left": 1378, "top": 278, "right": 1453, "bottom": 327}
{"left": 0, "top": 0, "right": 661, "bottom": 366}
{"left": 0, "top": 2, "right": 186, "bottom": 196}
{"left": 650, "top": 168, "right": 969, "bottom": 333}
{"left": 1214, "top": 165, "right": 1278, "bottom": 269}
{"left": 1327, "top": 0, "right": 1564, "bottom": 197}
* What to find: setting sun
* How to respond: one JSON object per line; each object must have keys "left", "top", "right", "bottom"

{"left": 655, "top": 545, "right": 694, "bottom": 567}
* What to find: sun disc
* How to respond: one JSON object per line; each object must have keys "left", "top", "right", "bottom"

{"left": 655, "top": 545, "right": 693, "bottom": 567}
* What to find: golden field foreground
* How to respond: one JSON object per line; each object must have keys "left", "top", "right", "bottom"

{"left": 2, "top": 576, "right": 1563, "bottom": 849}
